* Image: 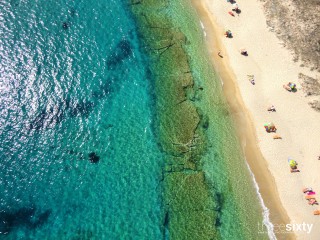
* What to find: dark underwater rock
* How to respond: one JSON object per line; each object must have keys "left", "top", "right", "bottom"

{"left": 88, "top": 152, "right": 100, "bottom": 163}
{"left": 62, "top": 22, "right": 69, "bottom": 29}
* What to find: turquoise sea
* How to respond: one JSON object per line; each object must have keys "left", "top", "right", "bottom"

{"left": 0, "top": 0, "right": 271, "bottom": 239}
{"left": 0, "top": 0, "right": 164, "bottom": 239}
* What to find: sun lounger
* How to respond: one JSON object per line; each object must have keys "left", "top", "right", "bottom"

{"left": 314, "top": 210, "right": 320, "bottom": 215}
{"left": 305, "top": 195, "right": 316, "bottom": 200}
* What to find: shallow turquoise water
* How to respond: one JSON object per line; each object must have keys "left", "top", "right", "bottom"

{"left": 0, "top": 0, "right": 164, "bottom": 239}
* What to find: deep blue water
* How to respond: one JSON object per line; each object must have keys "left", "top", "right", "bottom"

{"left": 0, "top": 0, "right": 164, "bottom": 239}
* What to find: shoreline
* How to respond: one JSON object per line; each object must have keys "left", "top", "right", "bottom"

{"left": 190, "top": 0, "right": 294, "bottom": 239}
{"left": 130, "top": 0, "right": 274, "bottom": 238}
{"left": 192, "top": 0, "right": 320, "bottom": 238}
{"left": 129, "top": 1, "right": 221, "bottom": 238}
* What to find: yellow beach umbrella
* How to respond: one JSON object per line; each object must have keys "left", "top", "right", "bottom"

{"left": 289, "top": 160, "right": 296, "bottom": 167}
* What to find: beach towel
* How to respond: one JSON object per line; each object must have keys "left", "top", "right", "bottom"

{"left": 307, "top": 191, "right": 316, "bottom": 195}
{"left": 305, "top": 195, "right": 316, "bottom": 200}
{"left": 273, "top": 134, "right": 281, "bottom": 139}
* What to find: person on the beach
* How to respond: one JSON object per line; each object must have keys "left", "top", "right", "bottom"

{"left": 247, "top": 75, "right": 255, "bottom": 85}
{"left": 308, "top": 198, "right": 318, "bottom": 205}
{"left": 267, "top": 105, "right": 276, "bottom": 111}
{"left": 303, "top": 187, "right": 313, "bottom": 193}
{"left": 218, "top": 51, "right": 223, "bottom": 58}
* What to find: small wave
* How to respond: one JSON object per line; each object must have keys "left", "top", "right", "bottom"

{"left": 200, "top": 21, "right": 207, "bottom": 37}
{"left": 219, "top": 76, "right": 224, "bottom": 86}
{"left": 245, "top": 162, "right": 277, "bottom": 240}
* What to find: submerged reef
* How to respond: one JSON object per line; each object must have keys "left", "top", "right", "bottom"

{"left": 130, "top": 0, "right": 220, "bottom": 239}
{"left": 28, "top": 99, "right": 94, "bottom": 131}
{"left": 107, "top": 39, "right": 133, "bottom": 69}
{"left": 0, "top": 207, "right": 51, "bottom": 235}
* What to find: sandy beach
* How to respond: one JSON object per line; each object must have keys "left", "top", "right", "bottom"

{"left": 191, "top": 0, "right": 320, "bottom": 239}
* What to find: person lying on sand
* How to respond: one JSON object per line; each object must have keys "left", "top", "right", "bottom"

{"left": 283, "top": 82, "right": 296, "bottom": 91}
{"left": 314, "top": 210, "right": 320, "bottom": 215}
{"left": 267, "top": 105, "right": 276, "bottom": 112}
{"left": 290, "top": 168, "right": 300, "bottom": 173}
{"left": 283, "top": 84, "right": 292, "bottom": 91}
{"left": 273, "top": 134, "right": 281, "bottom": 139}
{"left": 240, "top": 48, "right": 248, "bottom": 56}
{"left": 303, "top": 187, "right": 313, "bottom": 193}
{"left": 247, "top": 75, "right": 255, "bottom": 85}
{"left": 308, "top": 198, "right": 318, "bottom": 205}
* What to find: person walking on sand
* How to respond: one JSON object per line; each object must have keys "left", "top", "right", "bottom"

{"left": 218, "top": 51, "right": 223, "bottom": 58}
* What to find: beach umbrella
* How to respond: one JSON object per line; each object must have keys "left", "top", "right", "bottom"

{"left": 233, "top": 3, "right": 239, "bottom": 9}
{"left": 264, "top": 122, "right": 275, "bottom": 128}
{"left": 289, "top": 83, "right": 296, "bottom": 89}
{"left": 288, "top": 157, "right": 296, "bottom": 167}
{"left": 289, "top": 160, "right": 296, "bottom": 167}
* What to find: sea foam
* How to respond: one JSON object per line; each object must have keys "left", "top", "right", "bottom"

{"left": 200, "top": 21, "right": 207, "bottom": 37}
{"left": 245, "top": 161, "right": 277, "bottom": 240}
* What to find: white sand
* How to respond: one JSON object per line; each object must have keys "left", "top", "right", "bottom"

{"left": 192, "top": 0, "right": 320, "bottom": 238}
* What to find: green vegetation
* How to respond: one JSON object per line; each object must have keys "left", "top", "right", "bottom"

{"left": 261, "top": 0, "right": 320, "bottom": 71}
